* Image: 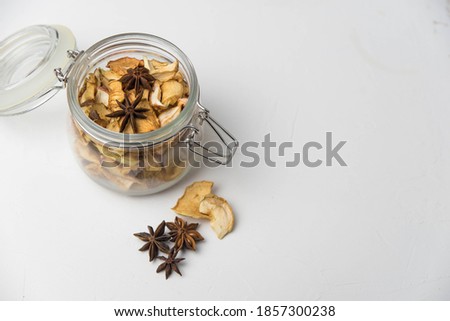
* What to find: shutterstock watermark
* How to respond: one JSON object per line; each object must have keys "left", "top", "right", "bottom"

{"left": 100, "top": 132, "right": 348, "bottom": 169}
{"left": 239, "top": 132, "right": 347, "bottom": 168}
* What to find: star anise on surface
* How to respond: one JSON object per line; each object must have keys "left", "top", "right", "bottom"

{"left": 134, "top": 221, "right": 170, "bottom": 262}
{"left": 156, "top": 247, "right": 185, "bottom": 279}
{"left": 119, "top": 66, "right": 154, "bottom": 94}
{"left": 166, "top": 216, "right": 204, "bottom": 251}
{"left": 106, "top": 92, "right": 149, "bottom": 133}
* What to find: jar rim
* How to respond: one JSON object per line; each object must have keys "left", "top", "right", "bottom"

{"left": 0, "top": 25, "right": 76, "bottom": 115}
{"left": 67, "top": 32, "right": 200, "bottom": 147}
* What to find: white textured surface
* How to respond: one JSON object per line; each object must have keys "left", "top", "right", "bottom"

{"left": 1, "top": 0, "right": 450, "bottom": 300}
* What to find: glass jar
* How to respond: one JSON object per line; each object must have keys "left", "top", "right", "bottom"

{"left": 0, "top": 25, "right": 238, "bottom": 195}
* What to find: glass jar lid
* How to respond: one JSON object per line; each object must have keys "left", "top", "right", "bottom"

{"left": 0, "top": 25, "right": 76, "bottom": 116}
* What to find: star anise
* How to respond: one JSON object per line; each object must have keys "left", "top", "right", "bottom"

{"left": 156, "top": 247, "right": 185, "bottom": 279}
{"left": 166, "top": 216, "right": 204, "bottom": 251}
{"left": 106, "top": 92, "right": 149, "bottom": 133}
{"left": 119, "top": 66, "right": 154, "bottom": 94}
{"left": 134, "top": 221, "right": 170, "bottom": 262}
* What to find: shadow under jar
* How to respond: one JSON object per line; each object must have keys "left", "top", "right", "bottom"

{"left": 0, "top": 25, "right": 238, "bottom": 195}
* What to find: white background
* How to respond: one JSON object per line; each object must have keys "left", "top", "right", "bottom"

{"left": 1, "top": 0, "right": 450, "bottom": 300}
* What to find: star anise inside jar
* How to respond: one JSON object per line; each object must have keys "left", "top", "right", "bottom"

{"left": 119, "top": 66, "right": 154, "bottom": 94}
{"left": 105, "top": 92, "right": 149, "bottom": 133}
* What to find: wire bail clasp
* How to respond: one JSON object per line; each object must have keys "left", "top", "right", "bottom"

{"left": 185, "top": 103, "right": 239, "bottom": 165}
{"left": 54, "top": 50, "right": 84, "bottom": 87}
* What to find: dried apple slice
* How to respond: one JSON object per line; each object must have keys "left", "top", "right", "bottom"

{"left": 90, "top": 103, "right": 110, "bottom": 119}
{"left": 84, "top": 163, "right": 104, "bottom": 178}
{"left": 79, "top": 73, "right": 97, "bottom": 106}
{"left": 149, "top": 59, "right": 179, "bottom": 82}
{"left": 199, "top": 195, "right": 234, "bottom": 239}
{"left": 95, "top": 86, "right": 109, "bottom": 106}
{"left": 106, "top": 57, "right": 141, "bottom": 76}
{"left": 106, "top": 119, "right": 121, "bottom": 132}
{"left": 143, "top": 56, "right": 151, "bottom": 71}
{"left": 101, "top": 167, "right": 142, "bottom": 191}
{"left": 161, "top": 80, "right": 184, "bottom": 106}
{"left": 108, "top": 80, "right": 125, "bottom": 109}
{"left": 159, "top": 162, "right": 185, "bottom": 181}
{"left": 159, "top": 106, "right": 181, "bottom": 127}
{"left": 172, "top": 181, "right": 214, "bottom": 219}
{"left": 177, "top": 97, "right": 188, "bottom": 108}
{"left": 75, "top": 141, "right": 100, "bottom": 164}
{"left": 173, "top": 71, "right": 184, "bottom": 82}
{"left": 150, "top": 80, "right": 165, "bottom": 109}
{"left": 100, "top": 69, "right": 121, "bottom": 83}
